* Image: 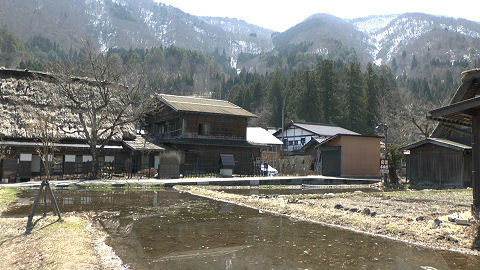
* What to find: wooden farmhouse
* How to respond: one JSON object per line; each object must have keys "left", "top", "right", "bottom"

{"left": 423, "top": 68, "right": 480, "bottom": 217}
{"left": 144, "top": 94, "right": 261, "bottom": 176}
{"left": 404, "top": 69, "right": 480, "bottom": 188}
{"left": 0, "top": 69, "right": 166, "bottom": 182}
{"left": 302, "top": 134, "right": 381, "bottom": 177}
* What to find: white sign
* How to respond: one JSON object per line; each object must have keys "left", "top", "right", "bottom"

{"left": 65, "top": 155, "right": 76, "bottom": 163}
{"left": 20, "top": 153, "right": 32, "bottom": 161}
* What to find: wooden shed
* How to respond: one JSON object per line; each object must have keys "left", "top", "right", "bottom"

{"left": 302, "top": 134, "right": 381, "bottom": 178}
{"left": 404, "top": 138, "right": 471, "bottom": 187}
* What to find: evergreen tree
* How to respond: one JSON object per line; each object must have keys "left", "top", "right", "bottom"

{"left": 345, "top": 62, "right": 365, "bottom": 132}
{"left": 297, "top": 70, "right": 320, "bottom": 122}
{"left": 316, "top": 60, "right": 338, "bottom": 124}
{"left": 365, "top": 63, "right": 379, "bottom": 135}
{"left": 268, "top": 70, "right": 286, "bottom": 127}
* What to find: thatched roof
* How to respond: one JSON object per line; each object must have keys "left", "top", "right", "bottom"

{"left": 431, "top": 68, "right": 480, "bottom": 139}
{"left": 0, "top": 69, "right": 136, "bottom": 141}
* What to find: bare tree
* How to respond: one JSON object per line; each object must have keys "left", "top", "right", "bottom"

{"left": 28, "top": 113, "right": 58, "bottom": 180}
{"left": 49, "top": 40, "right": 153, "bottom": 178}
{"left": 401, "top": 91, "right": 437, "bottom": 139}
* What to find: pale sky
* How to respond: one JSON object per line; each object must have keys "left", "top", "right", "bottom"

{"left": 156, "top": 0, "right": 479, "bottom": 32}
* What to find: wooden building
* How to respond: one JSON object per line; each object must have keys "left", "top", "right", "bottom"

{"left": 427, "top": 68, "right": 480, "bottom": 217}
{"left": 404, "top": 69, "right": 480, "bottom": 188}
{"left": 301, "top": 134, "right": 381, "bottom": 177}
{"left": 404, "top": 138, "right": 471, "bottom": 186}
{"left": 0, "top": 69, "right": 165, "bottom": 182}
{"left": 144, "top": 94, "right": 261, "bottom": 176}
{"left": 273, "top": 121, "right": 358, "bottom": 153}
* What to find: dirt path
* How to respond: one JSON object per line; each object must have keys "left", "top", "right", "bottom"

{"left": 177, "top": 185, "right": 480, "bottom": 256}
{"left": 0, "top": 187, "right": 123, "bottom": 270}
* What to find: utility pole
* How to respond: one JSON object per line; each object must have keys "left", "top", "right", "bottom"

{"left": 281, "top": 100, "right": 285, "bottom": 154}
{"left": 384, "top": 124, "right": 389, "bottom": 186}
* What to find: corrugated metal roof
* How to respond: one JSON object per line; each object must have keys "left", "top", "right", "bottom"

{"left": 247, "top": 127, "right": 283, "bottom": 145}
{"left": 123, "top": 136, "right": 164, "bottom": 151}
{"left": 292, "top": 122, "right": 359, "bottom": 136}
{"left": 158, "top": 94, "right": 256, "bottom": 117}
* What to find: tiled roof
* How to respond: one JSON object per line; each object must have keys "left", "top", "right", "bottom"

{"left": 158, "top": 94, "right": 256, "bottom": 117}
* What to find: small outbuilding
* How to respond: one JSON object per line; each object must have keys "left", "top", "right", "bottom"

{"left": 302, "top": 134, "right": 381, "bottom": 178}
{"left": 246, "top": 127, "right": 283, "bottom": 161}
{"left": 403, "top": 138, "right": 471, "bottom": 187}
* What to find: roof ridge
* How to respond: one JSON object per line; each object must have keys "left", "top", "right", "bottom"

{"left": 293, "top": 121, "right": 339, "bottom": 127}
{"left": 159, "top": 93, "right": 237, "bottom": 105}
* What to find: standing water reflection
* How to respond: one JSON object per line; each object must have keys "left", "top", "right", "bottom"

{"left": 3, "top": 189, "right": 480, "bottom": 269}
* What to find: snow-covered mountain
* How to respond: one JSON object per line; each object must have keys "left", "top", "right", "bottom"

{"left": 349, "top": 13, "right": 480, "bottom": 65}
{"left": 0, "top": 0, "right": 273, "bottom": 61}
{"left": 1, "top": 0, "right": 479, "bottom": 73}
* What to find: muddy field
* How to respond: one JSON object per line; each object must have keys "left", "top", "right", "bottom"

{"left": 178, "top": 185, "right": 480, "bottom": 255}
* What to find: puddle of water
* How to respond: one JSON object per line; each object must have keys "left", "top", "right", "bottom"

{"left": 218, "top": 187, "right": 380, "bottom": 196}
{"left": 4, "top": 189, "right": 480, "bottom": 269}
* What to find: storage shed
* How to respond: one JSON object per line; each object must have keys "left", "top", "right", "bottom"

{"left": 302, "top": 134, "right": 381, "bottom": 177}
{"left": 404, "top": 138, "right": 471, "bottom": 187}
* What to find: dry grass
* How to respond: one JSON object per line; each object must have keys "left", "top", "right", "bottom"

{"left": 178, "top": 185, "right": 480, "bottom": 255}
{"left": 0, "top": 188, "right": 123, "bottom": 270}
{"left": 0, "top": 187, "right": 21, "bottom": 211}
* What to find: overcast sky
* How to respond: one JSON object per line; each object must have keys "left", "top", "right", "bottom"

{"left": 156, "top": 0, "right": 479, "bottom": 32}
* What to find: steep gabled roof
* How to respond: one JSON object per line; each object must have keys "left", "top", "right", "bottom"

{"left": 0, "top": 68, "right": 135, "bottom": 141}
{"left": 273, "top": 121, "right": 359, "bottom": 137}
{"left": 431, "top": 68, "right": 480, "bottom": 138}
{"left": 157, "top": 94, "right": 256, "bottom": 117}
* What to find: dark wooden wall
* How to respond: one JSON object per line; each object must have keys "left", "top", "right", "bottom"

{"left": 408, "top": 143, "right": 470, "bottom": 186}
{"left": 175, "top": 145, "right": 259, "bottom": 176}
{"left": 182, "top": 113, "right": 247, "bottom": 139}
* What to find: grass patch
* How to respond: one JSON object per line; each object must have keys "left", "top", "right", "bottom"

{"left": 0, "top": 187, "right": 20, "bottom": 208}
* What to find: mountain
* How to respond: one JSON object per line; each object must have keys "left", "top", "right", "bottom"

{"left": 1, "top": 0, "right": 480, "bottom": 92}
{"left": 0, "top": 0, "right": 272, "bottom": 62}
{"left": 350, "top": 13, "right": 480, "bottom": 66}
{"left": 262, "top": 12, "right": 480, "bottom": 69}
{"left": 272, "top": 13, "right": 373, "bottom": 63}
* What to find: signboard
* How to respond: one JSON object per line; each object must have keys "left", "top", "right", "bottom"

{"left": 403, "top": 150, "right": 411, "bottom": 155}
{"left": 380, "top": 159, "right": 389, "bottom": 173}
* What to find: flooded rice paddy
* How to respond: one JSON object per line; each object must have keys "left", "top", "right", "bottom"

{"left": 3, "top": 188, "right": 480, "bottom": 269}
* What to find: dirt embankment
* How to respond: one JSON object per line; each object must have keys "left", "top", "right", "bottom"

{"left": 177, "top": 185, "right": 480, "bottom": 255}
{"left": 0, "top": 187, "right": 123, "bottom": 270}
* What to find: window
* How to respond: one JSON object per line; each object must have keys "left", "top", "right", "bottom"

{"left": 301, "top": 138, "right": 306, "bottom": 145}
{"left": 294, "top": 140, "right": 299, "bottom": 145}
{"left": 198, "top": 123, "right": 210, "bottom": 135}
{"left": 288, "top": 141, "right": 293, "bottom": 146}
